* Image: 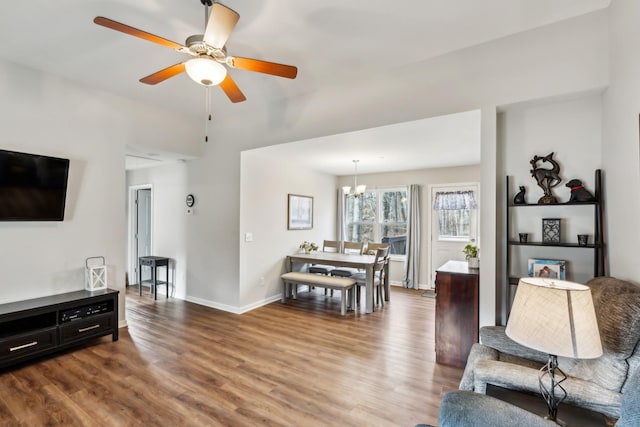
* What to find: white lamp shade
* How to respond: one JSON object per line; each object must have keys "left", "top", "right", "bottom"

{"left": 342, "top": 186, "right": 351, "bottom": 195}
{"left": 185, "top": 57, "right": 227, "bottom": 86}
{"left": 506, "top": 277, "right": 603, "bottom": 359}
{"left": 355, "top": 184, "right": 367, "bottom": 195}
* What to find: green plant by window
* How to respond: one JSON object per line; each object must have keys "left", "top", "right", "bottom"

{"left": 462, "top": 244, "right": 479, "bottom": 259}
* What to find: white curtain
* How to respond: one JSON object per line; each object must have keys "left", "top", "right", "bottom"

{"left": 337, "top": 189, "right": 346, "bottom": 241}
{"left": 433, "top": 190, "right": 477, "bottom": 210}
{"left": 403, "top": 184, "right": 421, "bottom": 289}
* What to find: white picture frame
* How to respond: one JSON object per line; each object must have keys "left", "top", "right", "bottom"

{"left": 287, "top": 194, "right": 313, "bottom": 230}
{"left": 528, "top": 258, "right": 566, "bottom": 280}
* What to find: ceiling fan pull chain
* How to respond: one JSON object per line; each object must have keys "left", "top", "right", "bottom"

{"left": 205, "top": 86, "right": 212, "bottom": 142}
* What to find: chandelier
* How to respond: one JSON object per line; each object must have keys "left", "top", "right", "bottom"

{"left": 342, "top": 160, "right": 366, "bottom": 197}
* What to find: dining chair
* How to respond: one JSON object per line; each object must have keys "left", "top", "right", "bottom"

{"left": 361, "top": 242, "right": 391, "bottom": 300}
{"left": 330, "top": 241, "right": 365, "bottom": 278}
{"left": 364, "top": 241, "right": 388, "bottom": 255}
{"left": 307, "top": 240, "right": 341, "bottom": 294}
{"left": 352, "top": 246, "right": 389, "bottom": 308}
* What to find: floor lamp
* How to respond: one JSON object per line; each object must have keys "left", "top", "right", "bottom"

{"left": 506, "top": 277, "right": 603, "bottom": 425}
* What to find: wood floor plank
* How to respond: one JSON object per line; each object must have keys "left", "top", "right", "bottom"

{"left": 0, "top": 396, "right": 16, "bottom": 426}
{"left": 0, "top": 286, "right": 462, "bottom": 426}
{"left": 22, "top": 384, "right": 100, "bottom": 427}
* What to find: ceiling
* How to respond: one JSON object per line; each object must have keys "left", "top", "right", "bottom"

{"left": 0, "top": 1, "right": 610, "bottom": 174}
{"left": 249, "top": 109, "right": 482, "bottom": 176}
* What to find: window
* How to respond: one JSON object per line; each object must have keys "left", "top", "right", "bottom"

{"left": 345, "top": 188, "right": 408, "bottom": 255}
{"left": 433, "top": 190, "right": 476, "bottom": 241}
{"left": 436, "top": 209, "right": 471, "bottom": 240}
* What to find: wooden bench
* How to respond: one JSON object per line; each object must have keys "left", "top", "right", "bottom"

{"left": 281, "top": 272, "right": 355, "bottom": 316}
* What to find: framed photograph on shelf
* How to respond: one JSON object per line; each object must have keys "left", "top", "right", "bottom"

{"left": 287, "top": 194, "right": 313, "bottom": 230}
{"left": 528, "top": 258, "right": 566, "bottom": 280}
{"left": 542, "top": 218, "right": 561, "bottom": 243}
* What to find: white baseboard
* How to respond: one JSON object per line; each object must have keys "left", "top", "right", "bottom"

{"left": 390, "top": 281, "right": 432, "bottom": 290}
{"left": 131, "top": 284, "right": 434, "bottom": 317}
{"left": 236, "top": 294, "right": 282, "bottom": 314}
{"left": 184, "top": 294, "right": 282, "bottom": 315}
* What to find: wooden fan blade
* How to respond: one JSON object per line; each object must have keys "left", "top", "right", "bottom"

{"left": 140, "top": 63, "right": 186, "bottom": 85}
{"left": 94, "top": 16, "right": 186, "bottom": 51}
{"left": 230, "top": 57, "right": 298, "bottom": 79}
{"left": 219, "top": 74, "right": 246, "bottom": 103}
{"left": 203, "top": 3, "right": 240, "bottom": 49}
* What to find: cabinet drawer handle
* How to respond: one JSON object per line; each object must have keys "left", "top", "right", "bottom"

{"left": 10, "top": 341, "right": 38, "bottom": 352}
{"left": 78, "top": 324, "right": 101, "bottom": 333}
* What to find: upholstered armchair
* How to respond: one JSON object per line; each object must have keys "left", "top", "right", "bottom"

{"left": 434, "top": 365, "right": 640, "bottom": 427}
{"left": 459, "top": 277, "right": 640, "bottom": 421}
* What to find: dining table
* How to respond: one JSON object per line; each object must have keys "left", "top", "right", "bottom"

{"left": 285, "top": 251, "right": 390, "bottom": 313}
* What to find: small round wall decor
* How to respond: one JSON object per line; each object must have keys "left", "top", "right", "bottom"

{"left": 186, "top": 194, "right": 195, "bottom": 207}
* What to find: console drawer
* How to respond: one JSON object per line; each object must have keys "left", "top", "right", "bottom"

{"left": 0, "top": 327, "right": 58, "bottom": 360}
{"left": 59, "top": 313, "right": 114, "bottom": 344}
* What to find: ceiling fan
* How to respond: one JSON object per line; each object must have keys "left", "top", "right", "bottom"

{"left": 93, "top": 0, "right": 298, "bottom": 105}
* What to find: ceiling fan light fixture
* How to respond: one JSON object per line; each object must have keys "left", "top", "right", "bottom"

{"left": 185, "top": 56, "right": 227, "bottom": 86}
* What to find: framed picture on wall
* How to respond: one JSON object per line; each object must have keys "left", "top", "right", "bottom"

{"left": 528, "top": 258, "right": 566, "bottom": 280}
{"left": 287, "top": 194, "right": 313, "bottom": 230}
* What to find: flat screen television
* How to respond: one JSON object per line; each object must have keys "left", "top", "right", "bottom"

{"left": 0, "top": 149, "right": 70, "bottom": 221}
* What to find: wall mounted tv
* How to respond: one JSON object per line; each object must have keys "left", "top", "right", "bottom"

{"left": 0, "top": 149, "right": 70, "bottom": 221}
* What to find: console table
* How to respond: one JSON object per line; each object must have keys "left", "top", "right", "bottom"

{"left": 138, "top": 256, "right": 170, "bottom": 300}
{"left": 0, "top": 288, "right": 119, "bottom": 369}
{"left": 435, "top": 260, "right": 479, "bottom": 368}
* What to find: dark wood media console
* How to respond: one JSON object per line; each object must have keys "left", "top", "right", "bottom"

{"left": 0, "top": 288, "right": 119, "bottom": 369}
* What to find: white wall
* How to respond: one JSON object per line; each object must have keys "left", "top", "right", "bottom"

{"left": 480, "top": 105, "right": 498, "bottom": 326}
{"left": 239, "top": 152, "right": 337, "bottom": 309}
{"left": 126, "top": 162, "right": 191, "bottom": 299}
{"left": 336, "top": 165, "right": 481, "bottom": 287}
{"left": 0, "top": 59, "right": 202, "bottom": 323}
{"left": 177, "top": 142, "right": 243, "bottom": 309}
{"left": 602, "top": 0, "right": 640, "bottom": 282}
{"left": 497, "top": 93, "right": 604, "bottom": 321}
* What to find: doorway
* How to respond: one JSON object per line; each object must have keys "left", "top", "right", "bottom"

{"left": 128, "top": 185, "right": 153, "bottom": 287}
{"left": 428, "top": 183, "right": 480, "bottom": 288}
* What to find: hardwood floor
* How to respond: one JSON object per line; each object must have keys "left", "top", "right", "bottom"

{"left": 0, "top": 286, "right": 463, "bottom": 426}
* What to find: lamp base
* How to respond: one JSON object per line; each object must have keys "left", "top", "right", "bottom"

{"left": 543, "top": 415, "right": 567, "bottom": 426}
{"left": 539, "top": 354, "right": 567, "bottom": 424}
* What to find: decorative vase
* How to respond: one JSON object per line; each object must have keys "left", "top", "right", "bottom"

{"left": 467, "top": 257, "right": 479, "bottom": 269}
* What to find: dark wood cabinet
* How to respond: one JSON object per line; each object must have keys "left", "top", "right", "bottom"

{"left": 435, "top": 260, "right": 479, "bottom": 368}
{"left": 0, "top": 288, "right": 119, "bottom": 369}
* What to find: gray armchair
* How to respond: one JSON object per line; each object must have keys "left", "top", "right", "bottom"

{"left": 459, "top": 277, "right": 640, "bottom": 421}
{"left": 436, "top": 366, "right": 640, "bottom": 427}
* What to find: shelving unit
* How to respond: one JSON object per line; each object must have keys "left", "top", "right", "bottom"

{"left": 505, "top": 169, "right": 605, "bottom": 297}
